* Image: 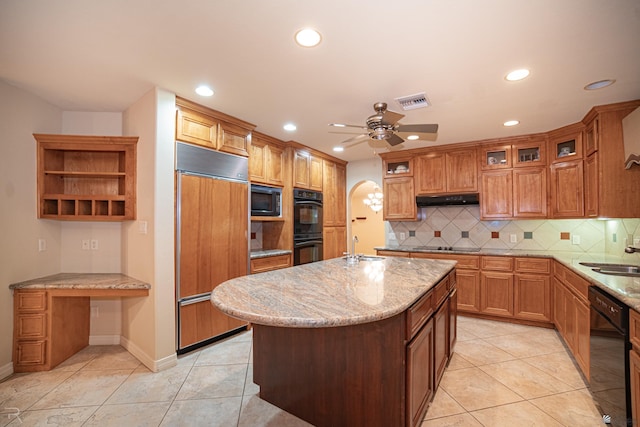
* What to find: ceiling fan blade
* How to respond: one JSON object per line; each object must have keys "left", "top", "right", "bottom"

{"left": 329, "top": 123, "right": 368, "bottom": 130}
{"left": 381, "top": 110, "right": 405, "bottom": 126}
{"left": 341, "top": 134, "right": 370, "bottom": 145}
{"left": 344, "top": 139, "right": 369, "bottom": 149}
{"left": 396, "top": 123, "right": 439, "bottom": 134}
{"left": 329, "top": 130, "right": 367, "bottom": 135}
{"left": 387, "top": 133, "right": 404, "bottom": 146}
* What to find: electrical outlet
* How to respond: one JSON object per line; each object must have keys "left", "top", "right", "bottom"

{"left": 82, "top": 239, "right": 90, "bottom": 250}
{"left": 510, "top": 234, "right": 517, "bottom": 243}
{"left": 38, "top": 239, "right": 46, "bottom": 252}
{"left": 138, "top": 220, "right": 148, "bottom": 235}
{"left": 90, "top": 239, "right": 99, "bottom": 250}
{"left": 572, "top": 235, "right": 581, "bottom": 245}
{"left": 399, "top": 232, "right": 406, "bottom": 240}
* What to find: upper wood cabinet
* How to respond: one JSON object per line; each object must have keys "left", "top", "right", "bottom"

{"left": 512, "top": 138, "right": 547, "bottom": 168}
{"left": 581, "top": 100, "right": 640, "bottom": 218}
{"left": 384, "top": 157, "right": 413, "bottom": 177}
{"left": 415, "top": 148, "right": 477, "bottom": 195}
{"left": 293, "top": 149, "right": 323, "bottom": 191}
{"left": 549, "top": 123, "right": 583, "bottom": 164}
{"left": 383, "top": 176, "right": 417, "bottom": 221}
{"left": 176, "top": 97, "right": 255, "bottom": 157}
{"left": 549, "top": 159, "right": 584, "bottom": 218}
{"left": 34, "top": 133, "right": 137, "bottom": 221}
{"left": 513, "top": 167, "right": 547, "bottom": 218}
{"left": 322, "top": 160, "right": 347, "bottom": 227}
{"left": 249, "top": 132, "right": 285, "bottom": 187}
{"left": 480, "top": 144, "right": 512, "bottom": 169}
{"left": 480, "top": 170, "right": 512, "bottom": 219}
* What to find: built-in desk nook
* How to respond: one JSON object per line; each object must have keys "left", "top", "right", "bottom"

{"left": 10, "top": 273, "right": 150, "bottom": 372}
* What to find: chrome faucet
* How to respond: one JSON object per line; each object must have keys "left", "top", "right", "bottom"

{"left": 345, "top": 235, "right": 359, "bottom": 265}
{"left": 625, "top": 246, "right": 640, "bottom": 254}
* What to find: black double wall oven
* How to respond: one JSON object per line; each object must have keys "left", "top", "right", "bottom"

{"left": 293, "top": 188, "right": 323, "bottom": 265}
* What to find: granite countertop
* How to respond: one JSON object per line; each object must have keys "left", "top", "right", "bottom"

{"left": 9, "top": 273, "right": 151, "bottom": 290}
{"left": 376, "top": 246, "right": 640, "bottom": 311}
{"left": 250, "top": 249, "right": 292, "bottom": 259}
{"left": 212, "top": 256, "right": 456, "bottom": 328}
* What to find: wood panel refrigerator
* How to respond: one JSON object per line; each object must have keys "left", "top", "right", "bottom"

{"left": 175, "top": 142, "right": 249, "bottom": 353}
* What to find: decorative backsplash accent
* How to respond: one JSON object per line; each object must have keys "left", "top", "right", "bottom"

{"left": 385, "top": 206, "right": 639, "bottom": 254}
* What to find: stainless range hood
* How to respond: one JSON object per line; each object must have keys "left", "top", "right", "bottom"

{"left": 416, "top": 193, "right": 479, "bottom": 207}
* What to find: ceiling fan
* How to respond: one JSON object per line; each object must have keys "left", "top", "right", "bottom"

{"left": 329, "top": 102, "right": 439, "bottom": 149}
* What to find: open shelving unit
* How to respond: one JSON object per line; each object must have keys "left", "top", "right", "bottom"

{"left": 34, "top": 134, "right": 137, "bottom": 221}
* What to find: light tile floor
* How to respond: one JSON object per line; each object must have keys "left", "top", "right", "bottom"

{"left": 0, "top": 316, "right": 604, "bottom": 426}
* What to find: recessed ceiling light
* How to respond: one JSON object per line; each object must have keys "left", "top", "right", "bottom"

{"left": 584, "top": 79, "right": 616, "bottom": 90}
{"left": 333, "top": 146, "right": 344, "bottom": 152}
{"left": 195, "top": 85, "right": 214, "bottom": 96}
{"left": 505, "top": 69, "right": 530, "bottom": 81}
{"left": 295, "top": 28, "right": 322, "bottom": 47}
{"left": 504, "top": 120, "right": 520, "bottom": 127}
{"left": 283, "top": 123, "right": 297, "bottom": 131}
{"left": 406, "top": 135, "right": 420, "bottom": 141}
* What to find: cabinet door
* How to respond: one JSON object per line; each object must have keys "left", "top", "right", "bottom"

{"left": 480, "top": 170, "right": 512, "bottom": 219}
{"left": 447, "top": 150, "right": 477, "bottom": 193}
{"left": 383, "top": 177, "right": 417, "bottom": 221}
{"left": 449, "top": 288, "right": 458, "bottom": 354}
{"left": 480, "top": 272, "right": 514, "bottom": 317}
{"left": 549, "top": 160, "right": 584, "bottom": 218}
{"left": 415, "top": 152, "right": 446, "bottom": 194}
{"left": 406, "top": 318, "right": 434, "bottom": 427}
{"left": 176, "top": 108, "right": 218, "bottom": 148}
{"left": 584, "top": 153, "right": 599, "bottom": 217}
{"left": 179, "top": 299, "right": 245, "bottom": 348}
{"left": 293, "top": 150, "right": 310, "bottom": 189}
{"left": 217, "top": 121, "right": 250, "bottom": 157}
{"left": 514, "top": 274, "right": 551, "bottom": 322}
{"left": 323, "top": 226, "right": 347, "bottom": 260}
{"left": 434, "top": 301, "right": 449, "bottom": 388}
{"left": 584, "top": 117, "right": 598, "bottom": 156}
{"left": 266, "top": 144, "right": 285, "bottom": 187}
{"left": 456, "top": 270, "right": 481, "bottom": 313}
{"left": 575, "top": 297, "right": 590, "bottom": 379}
{"left": 322, "top": 161, "right": 346, "bottom": 227}
{"left": 309, "top": 156, "right": 323, "bottom": 191}
{"left": 513, "top": 167, "right": 547, "bottom": 218}
{"left": 249, "top": 138, "right": 268, "bottom": 183}
{"left": 553, "top": 279, "right": 566, "bottom": 336}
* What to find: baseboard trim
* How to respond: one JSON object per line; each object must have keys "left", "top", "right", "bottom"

{"left": 89, "top": 334, "right": 121, "bottom": 345}
{"left": 0, "top": 361, "right": 14, "bottom": 380}
{"left": 120, "top": 335, "right": 177, "bottom": 372}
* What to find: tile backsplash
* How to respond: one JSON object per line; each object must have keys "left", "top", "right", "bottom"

{"left": 386, "top": 206, "right": 640, "bottom": 258}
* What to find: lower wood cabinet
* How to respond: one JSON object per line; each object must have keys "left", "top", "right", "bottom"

{"left": 407, "top": 317, "right": 434, "bottom": 427}
{"left": 250, "top": 254, "right": 291, "bottom": 273}
{"left": 629, "top": 309, "right": 640, "bottom": 424}
{"left": 553, "top": 261, "right": 590, "bottom": 379}
{"left": 480, "top": 271, "right": 514, "bottom": 317}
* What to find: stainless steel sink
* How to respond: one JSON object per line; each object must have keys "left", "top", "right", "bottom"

{"left": 579, "top": 262, "right": 640, "bottom": 277}
{"left": 358, "top": 256, "right": 385, "bottom": 261}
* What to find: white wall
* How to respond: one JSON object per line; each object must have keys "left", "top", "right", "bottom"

{"left": 346, "top": 156, "right": 383, "bottom": 246}
{"left": 0, "top": 80, "right": 62, "bottom": 378}
{"left": 121, "top": 87, "right": 177, "bottom": 371}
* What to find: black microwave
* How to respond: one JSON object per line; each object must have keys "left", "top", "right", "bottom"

{"left": 251, "top": 184, "right": 282, "bottom": 217}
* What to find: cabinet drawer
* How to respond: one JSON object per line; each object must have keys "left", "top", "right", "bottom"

{"left": 631, "top": 310, "right": 640, "bottom": 351}
{"left": 16, "top": 313, "right": 47, "bottom": 339}
{"left": 15, "top": 340, "right": 47, "bottom": 366}
{"left": 563, "top": 268, "right": 589, "bottom": 300}
{"left": 377, "top": 250, "right": 411, "bottom": 258}
{"left": 515, "top": 257, "right": 551, "bottom": 274}
{"left": 411, "top": 253, "right": 480, "bottom": 270}
{"left": 407, "top": 290, "right": 433, "bottom": 340}
{"left": 250, "top": 254, "right": 291, "bottom": 273}
{"left": 482, "top": 256, "right": 514, "bottom": 272}
{"left": 16, "top": 291, "right": 47, "bottom": 311}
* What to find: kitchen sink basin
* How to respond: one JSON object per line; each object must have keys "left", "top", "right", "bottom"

{"left": 579, "top": 262, "right": 640, "bottom": 277}
{"left": 358, "top": 256, "right": 385, "bottom": 261}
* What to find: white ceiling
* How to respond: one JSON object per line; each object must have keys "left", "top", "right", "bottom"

{"left": 1, "top": 0, "right": 639, "bottom": 162}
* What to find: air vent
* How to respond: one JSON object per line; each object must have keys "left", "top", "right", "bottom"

{"left": 395, "top": 93, "right": 430, "bottom": 111}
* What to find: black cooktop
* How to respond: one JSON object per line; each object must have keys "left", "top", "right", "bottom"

{"left": 412, "top": 246, "right": 481, "bottom": 252}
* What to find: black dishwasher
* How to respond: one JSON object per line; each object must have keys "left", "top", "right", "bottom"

{"left": 589, "top": 286, "right": 632, "bottom": 426}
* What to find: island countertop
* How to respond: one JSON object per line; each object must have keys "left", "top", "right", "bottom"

{"left": 211, "top": 256, "right": 456, "bottom": 328}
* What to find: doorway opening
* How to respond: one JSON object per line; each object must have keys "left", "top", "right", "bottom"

{"left": 349, "top": 180, "right": 386, "bottom": 255}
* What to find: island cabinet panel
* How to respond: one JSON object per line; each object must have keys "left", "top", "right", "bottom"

{"left": 433, "top": 299, "right": 449, "bottom": 388}
{"left": 253, "top": 314, "right": 406, "bottom": 427}
{"left": 407, "top": 317, "right": 434, "bottom": 427}
{"left": 630, "top": 309, "right": 640, "bottom": 424}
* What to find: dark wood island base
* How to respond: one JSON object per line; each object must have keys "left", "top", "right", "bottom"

{"left": 252, "top": 270, "right": 457, "bottom": 427}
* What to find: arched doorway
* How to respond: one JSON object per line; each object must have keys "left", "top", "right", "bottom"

{"left": 349, "top": 180, "right": 385, "bottom": 255}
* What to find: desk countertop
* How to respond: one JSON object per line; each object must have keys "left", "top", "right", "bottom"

{"left": 9, "top": 273, "right": 150, "bottom": 290}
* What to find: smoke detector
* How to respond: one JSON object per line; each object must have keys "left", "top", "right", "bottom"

{"left": 395, "top": 93, "right": 430, "bottom": 111}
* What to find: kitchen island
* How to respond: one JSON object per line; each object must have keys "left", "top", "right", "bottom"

{"left": 212, "top": 256, "right": 457, "bottom": 427}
